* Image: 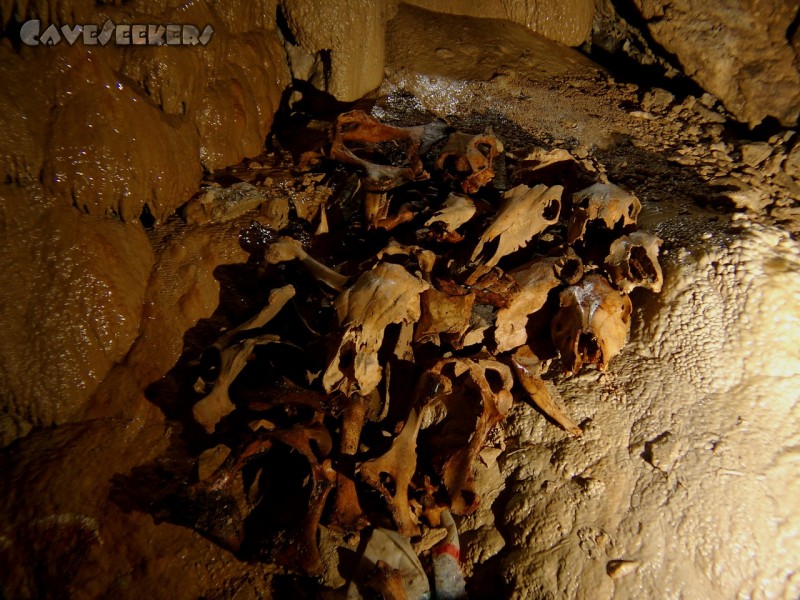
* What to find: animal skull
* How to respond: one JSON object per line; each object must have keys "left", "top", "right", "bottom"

{"left": 604, "top": 231, "right": 663, "bottom": 293}
{"left": 424, "top": 358, "right": 514, "bottom": 514}
{"left": 435, "top": 131, "right": 504, "bottom": 193}
{"left": 424, "top": 193, "right": 477, "bottom": 243}
{"left": 323, "top": 262, "right": 430, "bottom": 396}
{"left": 568, "top": 183, "right": 641, "bottom": 244}
{"left": 471, "top": 184, "right": 563, "bottom": 269}
{"left": 551, "top": 274, "right": 632, "bottom": 373}
{"left": 494, "top": 257, "right": 565, "bottom": 353}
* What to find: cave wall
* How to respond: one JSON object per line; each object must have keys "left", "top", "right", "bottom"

{"left": 1, "top": 0, "right": 290, "bottom": 221}
{"left": 0, "top": 0, "right": 798, "bottom": 597}
{"left": 0, "top": 0, "right": 290, "bottom": 441}
{"left": 633, "top": 0, "right": 800, "bottom": 127}
{"left": 277, "top": 0, "right": 596, "bottom": 102}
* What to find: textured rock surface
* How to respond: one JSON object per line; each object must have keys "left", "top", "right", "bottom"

{"left": 484, "top": 212, "right": 800, "bottom": 599}
{"left": 279, "top": 0, "right": 393, "bottom": 101}
{"left": 0, "top": 419, "right": 275, "bottom": 599}
{"left": 402, "top": 0, "right": 594, "bottom": 46}
{"left": 628, "top": 0, "right": 800, "bottom": 127}
{"left": 278, "top": 0, "right": 594, "bottom": 103}
{"left": 382, "top": 4, "right": 616, "bottom": 148}
{"left": 0, "top": 0, "right": 291, "bottom": 439}
{"left": 1, "top": 2, "right": 799, "bottom": 598}
{"left": 383, "top": 9, "right": 800, "bottom": 598}
{"left": 42, "top": 46, "right": 201, "bottom": 222}
{"left": 0, "top": 0, "right": 290, "bottom": 222}
{"left": 0, "top": 184, "right": 153, "bottom": 441}
{"left": 85, "top": 215, "right": 253, "bottom": 423}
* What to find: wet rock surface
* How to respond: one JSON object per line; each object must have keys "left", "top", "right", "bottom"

{"left": 0, "top": 184, "right": 153, "bottom": 441}
{"left": 1, "top": 3, "right": 799, "bottom": 599}
{"left": 401, "top": 0, "right": 595, "bottom": 46}
{"left": 0, "top": 419, "right": 276, "bottom": 599}
{"left": 627, "top": 0, "right": 800, "bottom": 128}
{"left": 0, "top": 0, "right": 290, "bottom": 222}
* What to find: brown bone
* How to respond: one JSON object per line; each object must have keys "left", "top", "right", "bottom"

{"left": 359, "top": 404, "right": 425, "bottom": 536}
{"left": 329, "top": 395, "right": 369, "bottom": 531}
{"left": 427, "top": 358, "right": 513, "bottom": 514}
{"left": 604, "top": 231, "right": 663, "bottom": 293}
{"left": 511, "top": 346, "right": 582, "bottom": 436}
{"left": 568, "top": 183, "right": 641, "bottom": 244}
{"left": 358, "top": 371, "right": 449, "bottom": 536}
{"left": 323, "top": 262, "right": 430, "bottom": 397}
{"left": 551, "top": 274, "right": 632, "bottom": 373}
{"left": 267, "top": 424, "right": 336, "bottom": 576}
{"left": 192, "top": 334, "right": 281, "bottom": 434}
{"left": 329, "top": 111, "right": 447, "bottom": 229}
{"left": 424, "top": 192, "right": 476, "bottom": 243}
{"left": 470, "top": 184, "right": 563, "bottom": 269}
{"left": 435, "top": 131, "right": 504, "bottom": 193}
{"left": 265, "top": 236, "right": 349, "bottom": 292}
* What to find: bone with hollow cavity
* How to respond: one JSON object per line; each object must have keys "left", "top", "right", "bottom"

{"left": 551, "top": 274, "right": 632, "bottom": 373}
{"left": 323, "top": 262, "right": 430, "bottom": 397}
{"left": 604, "top": 230, "right": 663, "bottom": 293}
{"left": 568, "top": 182, "right": 641, "bottom": 244}
{"left": 471, "top": 184, "right": 563, "bottom": 269}
{"left": 265, "top": 236, "right": 349, "bottom": 292}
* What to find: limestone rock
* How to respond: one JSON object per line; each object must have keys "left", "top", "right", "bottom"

{"left": 0, "top": 46, "right": 47, "bottom": 185}
{"left": 740, "top": 142, "right": 772, "bottom": 168}
{"left": 42, "top": 46, "right": 201, "bottom": 223}
{"left": 3, "top": 1, "right": 290, "bottom": 222}
{"left": 401, "top": 0, "right": 594, "bottom": 46}
{"left": 85, "top": 214, "right": 252, "bottom": 422}
{"left": 279, "top": 0, "right": 393, "bottom": 101}
{"left": 630, "top": 0, "right": 800, "bottom": 127}
{"left": 491, "top": 213, "right": 800, "bottom": 599}
{"left": 0, "top": 419, "right": 273, "bottom": 598}
{"left": 0, "top": 185, "right": 153, "bottom": 434}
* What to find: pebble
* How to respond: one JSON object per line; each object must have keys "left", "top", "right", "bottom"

{"left": 740, "top": 142, "right": 772, "bottom": 168}
{"left": 784, "top": 144, "right": 800, "bottom": 180}
{"left": 607, "top": 560, "right": 639, "bottom": 578}
{"left": 642, "top": 88, "right": 675, "bottom": 112}
{"left": 693, "top": 103, "right": 727, "bottom": 123}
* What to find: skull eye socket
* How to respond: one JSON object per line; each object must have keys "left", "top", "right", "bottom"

{"left": 629, "top": 246, "right": 656, "bottom": 282}
{"left": 620, "top": 302, "right": 632, "bottom": 323}
{"left": 628, "top": 202, "right": 637, "bottom": 218}
{"left": 577, "top": 332, "right": 600, "bottom": 362}
{"left": 543, "top": 199, "right": 560, "bottom": 221}
{"left": 477, "top": 142, "right": 493, "bottom": 157}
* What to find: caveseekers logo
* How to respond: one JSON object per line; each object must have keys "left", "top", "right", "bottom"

{"left": 20, "top": 19, "right": 214, "bottom": 46}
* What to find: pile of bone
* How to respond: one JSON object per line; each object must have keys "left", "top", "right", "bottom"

{"left": 178, "top": 111, "right": 663, "bottom": 577}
